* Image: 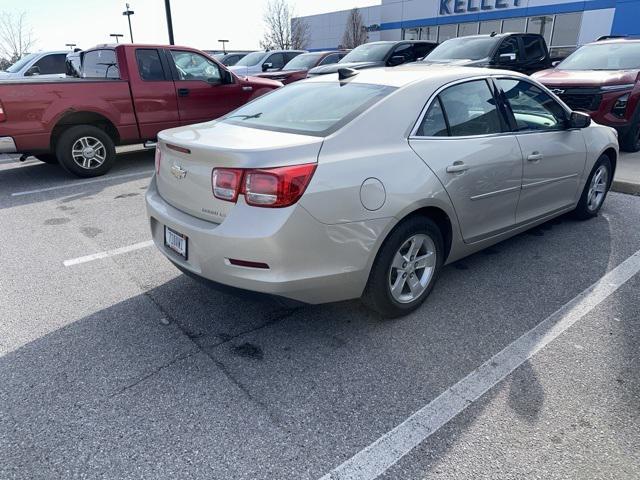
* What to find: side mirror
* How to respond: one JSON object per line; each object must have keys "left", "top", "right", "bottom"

{"left": 568, "top": 111, "right": 591, "bottom": 129}
{"left": 25, "top": 65, "right": 40, "bottom": 76}
{"left": 220, "top": 69, "right": 233, "bottom": 84}
{"left": 388, "top": 55, "right": 405, "bottom": 66}
{"left": 262, "top": 62, "right": 273, "bottom": 72}
{"left": 498, "top": 53, "right": 517, "bottom": 64}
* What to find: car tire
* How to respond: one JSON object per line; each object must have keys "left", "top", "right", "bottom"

{"left": 55, "top": 125, "right": 116, "bottom": 178}
{"left": 34, "top": 154, "right": 58, "bottom": 164}
{"left": 620, "top": 110, "right": 640, "bottom": 152}
{"left": 362, "top": 216, "right": 444, "bottom": 318}
{"left": 573, "top": 154, "right": 612, "bottom": 220}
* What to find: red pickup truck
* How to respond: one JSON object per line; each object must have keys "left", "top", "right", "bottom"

{"left": 0, "top": 44, "right": 281, "bottom": 177}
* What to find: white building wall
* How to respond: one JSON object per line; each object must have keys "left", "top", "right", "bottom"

{"left": 300, "top": 5, "right": 381, "bottom": 50}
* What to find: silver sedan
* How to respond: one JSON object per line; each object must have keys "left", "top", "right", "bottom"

{"left": 146, "top": 65, "right": 618, "bottom": 317}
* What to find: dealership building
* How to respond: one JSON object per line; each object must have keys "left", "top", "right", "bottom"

{"left": 299, "top": 0, "right": 640, "bottom": 58}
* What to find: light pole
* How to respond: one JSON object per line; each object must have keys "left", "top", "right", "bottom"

{"left": 218, "top": 39, "right": 229, "bottom": 54}
{"left": 164, "top": 0, "right": 175, "bottom": 45}
{"left": 122, "top": 3, "right": 135, "bottom": 43}
{"left": 110, "top": 33, "right": 124, "bottom": 44}
{"left": 65, "top": 43, "right": 76, "bottom": 50}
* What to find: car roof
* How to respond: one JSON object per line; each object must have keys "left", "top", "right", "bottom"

{"left": 304, "top": 63, "right": 526, "bottom": 88}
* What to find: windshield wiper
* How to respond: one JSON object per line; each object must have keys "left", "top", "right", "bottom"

{"left": 226, "top": 112, "right": 263, "bottom": 120}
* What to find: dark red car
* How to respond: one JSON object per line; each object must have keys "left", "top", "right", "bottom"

{"left": 0, "top": 43, "right": 281, "bottom": 177}
{"left": 533, "top": 38, "right": 640, "bottom": 152}
{"left": 255, "top": 50, "right": 349, "bottom": 84}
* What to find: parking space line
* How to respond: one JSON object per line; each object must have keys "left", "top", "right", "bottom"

{"left": 319, "top": 249, "right": 640, "bottom": 480}
{"left": 63, "top": 240, "right": 154, "bottom": 267}
{"left": 10, "top": 171, "right": 153, "bottom": 197}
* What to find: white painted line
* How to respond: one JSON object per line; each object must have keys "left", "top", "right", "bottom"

{"left": 320, "top": 249, "right": 640, "bottom": 480}
{"left": 10, "top": 171, "right": 153, "bottom": 197}
{"left": 63, "top": 240, "right": 154, "bottom": 267}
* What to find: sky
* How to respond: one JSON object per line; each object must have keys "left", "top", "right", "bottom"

{"left": 1, "top": 0, "right": 380, "bottom": 52}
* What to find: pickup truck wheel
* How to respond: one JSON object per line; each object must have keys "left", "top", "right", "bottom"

{"left": 56, "top": 125, "right": 116, "bottom": 178}
{"left": 34, "top": 154, "right": 58, "bottom": 164}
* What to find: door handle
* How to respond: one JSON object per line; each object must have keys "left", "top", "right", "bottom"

{"left": 177, "top": 88, "right": 190, "bottom": 97}
{"left": 527, "top": 152, "right": 544, "bottom": 162}
{"left": 446, "top": 162, "right": 469, "bottom": 173}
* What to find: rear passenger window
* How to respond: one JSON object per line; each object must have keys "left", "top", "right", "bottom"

{"left": 136, "top": 49, "right": 166, "bottom": 81}
{"left": 438, "top": 80, "right": 505, "bottom": 136}
{"left": 416, "top": 98, "right": 448, "bottom": 136}
{"left": 523, "top": 35, "right": 545, "bottom": 60}
{"left": 83, "top": 49, "right": 120, "bottom": 79}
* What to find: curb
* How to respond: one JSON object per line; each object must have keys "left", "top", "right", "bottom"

{"left": 612, "top": 180, "right": 640, "bottom": 196}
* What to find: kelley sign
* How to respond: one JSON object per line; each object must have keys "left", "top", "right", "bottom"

{"left": 440, "top": 0, "right": 523, "bottom": 15}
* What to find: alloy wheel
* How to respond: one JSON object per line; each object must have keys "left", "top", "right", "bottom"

{"left": 587, "top": 164, "right": 608, "bottom": 212}
{"left": 388, "top": 234, "right": 437, "bottom": 304}
{"left": 71, "top": 136, "right": 107, "bottom": 170}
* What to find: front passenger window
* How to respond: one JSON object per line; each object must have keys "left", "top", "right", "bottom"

{"left": 170, "top": 50, "right": 221, "bottom": 82}
{"left": 496, "top": 79, "right": 567, "bottom": 131}
{"left": 439, "top": 80, "right": 505, "bottom": 136}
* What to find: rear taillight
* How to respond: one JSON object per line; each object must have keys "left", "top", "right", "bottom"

{"left": 0, "top": 101, "right": 6, "bottom": 122}
{"left": 154, "top": 146, "right": 162, "bottom": 174}
{"left": 211, "top": 163, "right": 316, "bottom": 208}
{"left": 212, "top": 168, "right": 244, "bottom": 202}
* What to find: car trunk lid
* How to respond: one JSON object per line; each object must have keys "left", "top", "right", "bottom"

{"left": 156, "top": 121, "right": 323, "bottom": 224}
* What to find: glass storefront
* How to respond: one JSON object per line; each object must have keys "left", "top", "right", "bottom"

{"left": 402, "top": 13, "right": 583, "bottom": 59}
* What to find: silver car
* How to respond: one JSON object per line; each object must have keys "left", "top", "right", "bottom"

{"left": 146, "top": 65, "right": 618, "bottom": 317}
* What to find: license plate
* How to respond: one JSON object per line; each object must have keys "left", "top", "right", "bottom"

{"left": 164, "top": 226, "right": 188, "bottom": 259}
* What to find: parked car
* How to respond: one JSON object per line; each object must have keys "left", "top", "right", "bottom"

{"left": 0, "top": 50, "right": 68, "bottom": 79}
{"left": 255, "top": 50, "right": 349, "bottom": 84}
{"left": 146, "top": 65, "right": 617, "bottom": 317}
{"left": 307, "top": 41, "right": 437, "bottom": 76}
{"left": 228, "top": 50, "right": 306, "bottom": 76}
{"left": 0, "top": 43, "right": 281, "bottom": 177}
{"left": 205, "top": 51, "right": 254, "bottom": 66}
{"left": 421, "top": 33, "right": 551, "bottom": 75}
{"left": 533, "top": 37, "right": 640, "bottom": 151}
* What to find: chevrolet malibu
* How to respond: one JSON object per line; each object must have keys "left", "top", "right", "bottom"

{"left": 146, "top": 65, "right": 618, "bottom": 317}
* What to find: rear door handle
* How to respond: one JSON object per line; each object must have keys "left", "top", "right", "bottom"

{"left": 446, "top": 162, "right": 469, "bottom": 173}
{"left": 177, "top": 88, "right": 190, "bottom": 97}
{"left": 527, "top": 152, "right": 544, "bottom": 162}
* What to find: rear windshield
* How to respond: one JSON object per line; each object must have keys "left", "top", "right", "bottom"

{"left": 221, "top": 82, "right": 395, "bottom": 136}
{"left": 558, "top": 42, "right": 640, "bottom": 70}
{"left": 425, "top": 37, "right": 498, "bottom": 61}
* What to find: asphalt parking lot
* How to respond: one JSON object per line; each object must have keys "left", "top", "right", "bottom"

{"left": 1, "top": 150, "right": 639, "bottom": 480}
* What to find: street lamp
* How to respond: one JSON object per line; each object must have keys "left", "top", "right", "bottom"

{"left": 65, "top": 43, "right": 76, "bottom": 50}
{"left": 164, "top": 0, "right": 175, "bottom": 45}
{"left": 218, "top": 39, "right": 229, "bottom": 54}
{"left": 122, "top": 3, "right": 134, "bottom": 43}
{"left": 110, "top": 34, "right": 124, "bottom": 43}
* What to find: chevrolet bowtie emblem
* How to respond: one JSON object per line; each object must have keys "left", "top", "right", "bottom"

{"left": 550, "top": 88, "right": 565, "bottom": 95}
{"left": 171, "top": 164, "right": 187, "bottom": 179}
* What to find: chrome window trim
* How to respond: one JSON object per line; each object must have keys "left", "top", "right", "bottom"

{"left": 409, "top": 74, "right": 574, "bottom": 140}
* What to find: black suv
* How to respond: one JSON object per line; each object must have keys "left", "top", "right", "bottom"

{"left": 308, "top": 40, "right": 438, "bottom": 76}
{"left": 421, "top": 33, "right": 551, "bottom": 75}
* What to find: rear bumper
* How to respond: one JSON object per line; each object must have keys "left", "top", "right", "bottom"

{"left": 0, "top": 137, "right": 16, "bottom": 154}
{"left": 145, "top": 176, "right": 387, "bottom": 304}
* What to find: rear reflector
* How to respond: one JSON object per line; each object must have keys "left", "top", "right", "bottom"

{"left": 212, "top": 163, "right": 316, "bottom": 208}
{"left": 228, "top": 258, "right": 270, "bottom": 269}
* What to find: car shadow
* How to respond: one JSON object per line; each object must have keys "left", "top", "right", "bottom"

{"left": 1, "top": 205, "right": 625, "bottom": 478}
{"left": 0, "top": 150, "right": 154, "bottom": 211}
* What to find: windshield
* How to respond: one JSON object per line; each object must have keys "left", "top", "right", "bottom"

{"left": 222, "top": 82, "right": 395, "bottom": 136}
{"left": 5, "top": 53, "right": 38, "bottom": 73}
{"left": 340, "top": 43, "right": 392, "bottom": 63}
{"left": 425, "top": 37, "right": 497, "bottom": 61}
{"left": 283, "top": 53, "right": 323, "bottom": 70}
{"left": 235, "top": 51, "right": 266, "bottom": 67}
{"left": 558, "top": 42, "right": 640, "bottom": 70}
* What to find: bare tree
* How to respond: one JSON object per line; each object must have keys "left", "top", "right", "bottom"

{"left": 261, "top": 0, "right": 309, "bottom": 50}
{"left": 0, "top": 12, "right": 35, "bottom": 64}
{"left": 342, "top": 8, "right": 368, "bottom": 49}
